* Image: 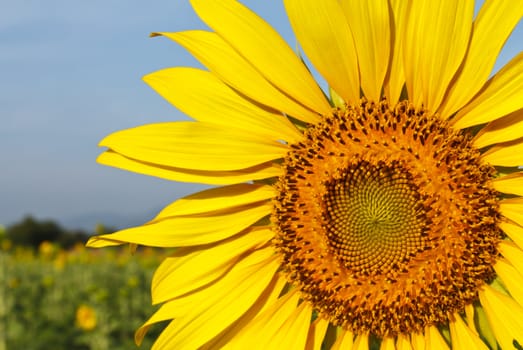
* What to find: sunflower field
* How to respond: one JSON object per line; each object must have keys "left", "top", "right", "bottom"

{"left": 1, "top": 239, "right": 168, "bottom": 350}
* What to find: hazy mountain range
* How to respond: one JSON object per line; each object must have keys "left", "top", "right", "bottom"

{"left": 61, "top": 209, "right": 160, "bottom": 232}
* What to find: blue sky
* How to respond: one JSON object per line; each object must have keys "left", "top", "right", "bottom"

{"left": 1, "top": 1, "right": 521, "bottom": 230}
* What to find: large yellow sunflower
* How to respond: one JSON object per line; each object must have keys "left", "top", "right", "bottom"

{"left": 88, "top": 0, "right": 523, "bottom": 348}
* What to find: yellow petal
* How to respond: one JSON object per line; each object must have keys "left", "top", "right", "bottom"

{"left": 135, "top": 301, "right": 178, "bottom": 345}
{"left": 500, "top": 197, "right": 523, "bottom": 227}
{"left": 305, "top": 317, "right": 329, "bottom": 350}
{"left": 449, "top": 313, "right": 489, "bottom": 349}
{"left": 438, "top": 0, "right": 523, "bottom": 119}
{"left": 190, "top": 0, "right": 331, "bottom": 116}
{"left": 136, "top": 248, "right": 277, "bottom": 345}
{"left": 252, "top": 275, "right": 289, "bottom": 316}
{"left": 143, "top": 67, "right": 302, "bottom": 143}
{"left": 410, "top": 331, "right": 425, "bottom": 350}
{"left": 85, "top": 235, "right": 122, "bottom": 248}
{"left": 396, "top": 334, "right": 413, "bottom": 350}
{"left": 479, "top": 284, "right": 523, "bottom": 350}
{"left": 285, "top": 0, "right": 360, "bottom": 103}
{"left": 482, "top": 137, "right": 523, "bottom": 167}
{"left": 383, "top": 0, "right": 408, "bottom": 105}
{"left": 329, "top": 86, "right": 345, "bottom": 109}
{"left": 381, "top": 337, "right": 396, "bottom": 350}
{"left": 151, "top": 227, "right": 273, "bottom": 304}
{"left": 464, "top": 304, "right": 478, "bottom": 335}
{"left": 86, "top": 202, "right": 271, "bottom": 248}
{"left": 225, "top": 290, "right": 301, "bottom": 349}
{"left": 453, "top": 52, "right": 523, "bottom": 129}
{"left": 494, "top": 258, "right": 523, "bottom": 306}
{"left": 499, "top": 240, "right": 523, "bottom": 278}
{"left": 424, "top": 326, "right": 449, "bottom": 350}
{"left": 154, "top": 183, "right": 274, "bottom": 219}
{"left": 341, "top": 0, "right": 390, "bottom": 102}
{"left": 353, "top": 334, "right": 369, "bottom": 350}
{"left": 403, "top": 0, "right": 474, "bottom": 112}
{"left": 474, "top": 110, "right": 523, "bottom": 149}
{"left": 492, "top": 172, "right": 523, "bottom": 197}
{"left": 100, "top": 121, "right": 287, "bottom": 172}
{"left": 150, "top": 249, "right": 279, "bottom": 350}
{"left": 154, "top": 31, "right": 322, "bottom": 124}
{"left": 265, "top": 301, "right": 313, "bottom": 350}
{"left": 97, "top": 150, "right": 282, "bottom": 186}
{"left": 331, "top": 329, "right": 354, "bottom": 350}
{"left": 200, "top": 273, "right": 287, "bottom": 350}
{"left": 474, "top": 304, "right": 498, "bottom": 350}
{"left": 499, "top": 220, "right": 523, "bottom": 250}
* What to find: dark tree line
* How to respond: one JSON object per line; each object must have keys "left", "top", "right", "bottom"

{"left": 4, "top": 215, "right": 115, "bottom": 249}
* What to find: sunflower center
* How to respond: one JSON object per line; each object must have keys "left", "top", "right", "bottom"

{"left": 272, "top": 99, "right": 502, "bottom": 337}
{"left": 323, "top": 160, "right": 426, "bottom": 275}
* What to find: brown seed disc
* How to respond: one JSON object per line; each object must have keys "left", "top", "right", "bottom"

{"left": 272, "top": 99, "right": 502, "bottom": 337}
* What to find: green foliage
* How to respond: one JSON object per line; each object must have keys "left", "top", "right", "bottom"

{"left": 1, "top": 244, "right": 168, "bottom": 350}
{"left": 5, "top": 216, "right": 114, "bottom": 249}
{"left": 7, "top": 216, "right": 64, "bottom": 247}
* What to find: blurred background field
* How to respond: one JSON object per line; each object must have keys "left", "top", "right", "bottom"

{"left": 0, "top": 219, "right": 168, "bottom": 350}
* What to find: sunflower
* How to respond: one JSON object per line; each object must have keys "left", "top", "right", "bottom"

{"left": 75, "top": 304, "right": 97, "bottom": 332}
{"left": 87, "top": 0, "right": 523, "bottom": 348}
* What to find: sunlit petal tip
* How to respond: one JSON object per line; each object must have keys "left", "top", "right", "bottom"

{"left": 135, "top": 324, "right": 151, "bottom": 346}
{"left": 99, "top": 121, "right": 288, "bottom": 172}
{"left": 157, "top": 30, "right": 323, "bottom": 124}
{"left": 85, "top": 236, "right": 124, "bottom": 248}
{"left": 97, "top": 150, "right": 283, "bottom": 186}
{"left": 153, "top": 183, "right": 275, "bottom": 219}
{"left": 142, "top": 67, "right": 303, "bottom": 143}
{"left": 189, "top": 0, "right": 331, "bottom": 116}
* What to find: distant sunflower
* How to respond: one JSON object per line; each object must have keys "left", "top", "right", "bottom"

{"left": 76, "top": 304, "right": 97, "bottom": 331}
{"left": 88, "top": 0, "right": 523, "bottom": 349}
